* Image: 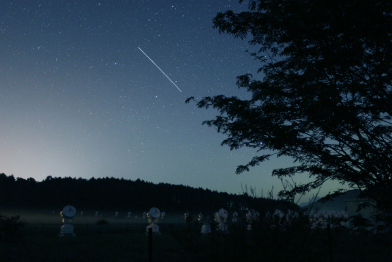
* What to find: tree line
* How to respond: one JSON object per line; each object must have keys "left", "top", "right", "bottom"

{"left": 0, "top": 173, "right": 294, "bottom": 214}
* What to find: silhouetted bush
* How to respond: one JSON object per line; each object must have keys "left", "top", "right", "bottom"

{"left": 0, "top": 214, "right": 25, "bottom": 242}
{"left": 96, "top": 218, "right": 109, "bottom": 226}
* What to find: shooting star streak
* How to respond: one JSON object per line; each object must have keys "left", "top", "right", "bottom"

{"left": 138, "top": 47, "right": 182, "bottom": 92}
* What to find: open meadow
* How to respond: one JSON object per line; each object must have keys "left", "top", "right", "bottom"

{"left": 1, "top": 209, "right": 391, "bottom": 261}
{"left": 0, "top": 209, "right": 191, "bottom": 261}
{"left": 1, "top": 209, "right": 185, "bottom": 224}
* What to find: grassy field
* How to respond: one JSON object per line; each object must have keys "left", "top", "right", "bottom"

{"left": 0, "top": 209, "right": 191, "bottom": 261}
{"left": 0, "top": 209, "right": 185, "bottom": 224}
{"left": 1, "top": 229, "right": 192, "bottom": 261}
{"left": 1, "top": 209, "right": 391, "bottom": 261}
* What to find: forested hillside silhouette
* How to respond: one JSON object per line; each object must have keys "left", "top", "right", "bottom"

{"left": 0, "top": 173, "right": 295, "bottom": 214}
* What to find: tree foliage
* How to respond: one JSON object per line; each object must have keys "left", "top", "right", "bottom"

{"left": 0, "top": 173, "right": 293, "bottom": 214}
{"left": 186, "top": 0, "right": 392, "bottom": 212}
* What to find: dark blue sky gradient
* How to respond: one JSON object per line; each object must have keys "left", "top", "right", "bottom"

{"left": 0, "top": 0, "right": 339, "bottom": 199}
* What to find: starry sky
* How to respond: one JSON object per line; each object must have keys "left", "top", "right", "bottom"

{"left": 0, "top": 0, "right": 340, "bottom": 200}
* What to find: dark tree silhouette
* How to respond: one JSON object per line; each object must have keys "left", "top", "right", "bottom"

{"left": 187, "top": 0, "right": 392, "bottom": 213}
{"left": 0, "top": 173, "right": 294, "bottom": 214}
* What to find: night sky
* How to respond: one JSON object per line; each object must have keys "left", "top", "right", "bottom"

{"left": 0, "top": 0, "right": 339, "bottom": 199}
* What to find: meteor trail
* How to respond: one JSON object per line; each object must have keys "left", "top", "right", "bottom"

{"left": 138, "top": 47, "right": 182, "bottom": 92}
